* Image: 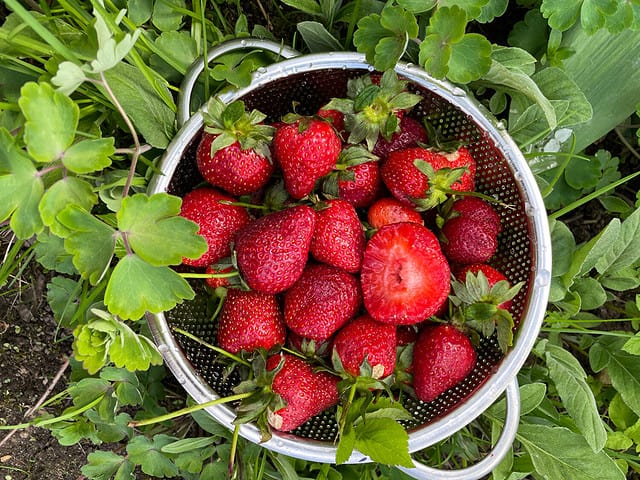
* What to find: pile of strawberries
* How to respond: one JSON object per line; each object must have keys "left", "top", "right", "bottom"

{"left": 178, "top": 71, "right": 522, "bottom": 437}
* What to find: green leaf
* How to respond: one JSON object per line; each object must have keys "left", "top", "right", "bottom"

{"left": 594, "top": 207, "right": 640, "bottom": 275}
{"left": 102, "top": 63, "right": 176, "bottom": 148}
{"left": 374, "top": 35, "right": 409, "bottom": 71}
{"left": 118, "top": 193, "right": 207, "bottom": 266}
{"left": 298, "top": 21, "right": 343, "bottom": 52}
{"left": 19, "top": 82, "right": 78, "bottom": 163}
{"left": 160, "top": 437, "right": 216, "bottom": 454}
{"left": 62, "top": 138, "right": 114, "bottom": 174}
{"left": 427, "top": 6, "right": 467, "bottom": 44}
{"left": 447, "top": 33, "right": 492, "bottom": 83}
{"left": 541, "top": 340, "right": 607, "bottom": 452}
{"left": 549, "top": 219, "right": 576, "bottom": 278}
{"left": 336, "top": 426, "right": 357, "bottom": 465}
{"left": 127, "top": 0, "right": 153, "bottom": 25}
{"left": 0, "top": 128, "right": 45, "bottom": 239}
{"left": 397, "top": 0, "right": 436, "bottom": 14}
{"left": 476, "top": 0, "right": 508, "bottom": 23}
{"left": 540, "top": 0, "right": 582, "bottom": 31}
{"left": 150, "top": 31, "right": 198, "bottom": 79}
{"left": 82, "top": 451, "right": 130, "bottom": 480}
{"left": 47, "top": 276, "right": 80, "bottom": 325}
{"left": 353, "top": 417, "right": 414, "bottom": 468}
{"left": 105, "top": 254, "right": 195, "bottom": 320}
{"left": 516, "top": 424, "right": 626, "bottom": 480}
{"left": 127, "top": 434, "right": 179, "bottom": 478}
{"left": 51, "top": 61, "right": 87, "bottom": 95}
{"left": 608, "top": 393, "right": 639, "bottom": 431}
{"left": 590, "top": 336, "right": 640, "bottom": 416}
{"left": 419, "top": 35, "right": 452, "bottom": 80}
{"left": 39, "top": 177, "right": 98, "bottom": 237}
{"left": 57, "top": 205, "right": 116, "bottom": 285}
{"left": 354, "top": 14, "right": 392, "bottom": 66}
{"left": 379, "top": 5, "right": 419, "bottom": 37}
{"left": 107, "top": 317, "right": 163, "bottom": 371}
{"left": 488, "top": 382, "right": 547, "bottom": 419}
{"left": 89, "top": 9, "right": 141, "bottom": 74}
{"left": 438, "top": 0, "right": 491, "bottom": 19}
{"left": 151, "top": 0, "right": 186, "bottom": 31}
{"left": 281, "top": 0, "right": 323, "bottom": 16}
{"left": 35, "top": 230, "right": 76, "bottom": 275}
{"left": 571, "top": 277, "right": 607, "bottom": 310}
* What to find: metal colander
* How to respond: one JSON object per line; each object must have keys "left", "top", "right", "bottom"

{"left": 147, "top": 39, "right": 551, "bottom": 479}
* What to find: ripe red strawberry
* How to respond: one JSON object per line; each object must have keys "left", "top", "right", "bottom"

{"left": 448, "top": 197, "right": 501, "bottom": 236}
{"left": 372, "top": 116, "right": 428, "bottom": 160}
{"left": 217, "top": 289, "right": 286, "bottom": 354}
{"left": 180, "top": 187, "right": 250, "bottom": 268}
{"left": 361, "top": 222, "right": 450, "bottom": 325}
{"left": 284, "top": 263, "right": 362, "bottom": 342}
{"left": 381, "top": 147, "right": 476, "bottom": 210}
{"left": 267, "top": 353, "right": 340, "bottom": 432}
{"left": 412, "top": 324, "right": 477, "bottom": 402}
{"left": 367, "top": 197, "right": 424, "bottom": 230}
{"left": 196, "top": 98, "right": 275, "bottom": 196}
{"left": 337, "top": 161, "right": 382, "bottom": 208}
{"left": 204, "top": 265, "right": 236, "bottom": 290}
{"left": 310, "top": 199, "right": 365, "bottom": 273}
{"left": 317, "top": 108, "right": 345, "bottom": 136}
{"left": 454, "top": 263, "right": 513, "bottom": 310}
{"left": 234, "top": 205, "right": 316, "bottom": 294}
{"left": 273, "top": 117, "right": 342, "bottom": 199}
{"left": 441, "top": 215, "right": 498, "bottom": 265}
{"left": 332, "top": 315, "right": 397, "bottom": 379}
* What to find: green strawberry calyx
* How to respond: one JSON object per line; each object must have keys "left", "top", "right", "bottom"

{"left": 411, "top": 159, "right": 469, "bottom": 211}
{"left": 203, "top": 97, "right": 275, "bottom": 160}
{"left": 324, "top": 70, "right": 422, "bottom": 150}
{"left": 450, "top": 271, "right": 524, "bottom": 353}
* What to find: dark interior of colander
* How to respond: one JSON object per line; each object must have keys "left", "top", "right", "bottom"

{"left": 164, "top": 68, "right": 533, "bottom": 440}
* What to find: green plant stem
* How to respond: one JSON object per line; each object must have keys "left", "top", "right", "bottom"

{"left": 228, "top": 424, "right": 240, "bottom": 479}
{"left": 549, "top": 169, "right": 640, "bottom": 220}
{"left": 540, "top": 327, "right": 635, "bottom": 337}
{"left": 344, "top": 0, "right": 362, "bottom": 49}
{"left": 172, "top": 327, "right": 251, "bottom": 367}
{"left": 179, "top": 272, "right": 239, "bottom": 279}
{"left": 128, "top": 392, "right": 252, "bottom": 428}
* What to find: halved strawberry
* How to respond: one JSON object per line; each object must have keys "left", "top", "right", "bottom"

{"left": 367, "top": 197, "right": 424, "bottom": 230}
{"left": 197, "top": 98, "right": 275, "bottom": 196}
{"left": 412, "top": 324, "right": 477, "bottom": 402}
{"left": 180, "top": 187, "right": 250, "bottom": 268}
{"left": 234, "top": 205, "right": 315, "bottom": 294}
{"left": 284, "top": 263, "right": 362, "bottom": 342}
{"left": 361, "top": 222, "right": 450, "bottom": 325}
{"left": 332, "top": 314, "right": 397, "bottom": 380}
{"left": 381, "top": 147, "right": 476, "bottom": 210}
{"left": 266, "top": 354, "right": 340, "bottom": 432}
{"left": 217, "top": 289, "right": 286, "bottom": 354}
{"left": 310, "top": 199, "right": 365, "bottom": 273}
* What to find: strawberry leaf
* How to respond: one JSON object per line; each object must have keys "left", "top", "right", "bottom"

{"left": 336, "top": 425, "right": 356, "bottom": 464}
{"left": 62, "top": 138, "right": 114, "bottom": 174}
{"left": 117, "top": 193, "right": 207, "bottom": 266}
{"left": 354, "top": 417, "right": 414, "bottom": 467}
{"left": 39, "top": 177, "right": 98, "bottom": 237}
{"left": 105, "top": 253, "right": 195, "bottom": 320}
{"left": 57, "top": 205, "right": 116, "bottom": 285}
{"left": 18, "top": 82, "right": 78, "bottom": 163}
{"left": 0, "top": 128, "right": 45, "bottom": 239}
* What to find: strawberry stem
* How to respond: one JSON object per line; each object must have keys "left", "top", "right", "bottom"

{"left": 228, "top": 424, "right": 240, "bottom": 479}
{"left": 438, "top": 187, "right": 515, "bottom": 210}
{"left": 127, "top": 391, "right": 253, "bottom": 428}
{"left": 172, "top": 326, "right": 251, "bottom": 367}
{"left": 179, "top": 271, "right": 239, "bottom": 279}
{"left": 218, "top": 200, "right": 271, "bottom": 210}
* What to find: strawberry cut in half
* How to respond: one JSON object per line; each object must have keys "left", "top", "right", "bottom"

{"left": 361, "top": 222, "right": 450, "bottom": 325}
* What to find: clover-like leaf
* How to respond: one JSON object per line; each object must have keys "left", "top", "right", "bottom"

{"left": 39, "top": 177, "right": 98, "bottom": 237}
{"left": 105, "top": 253, "right": 195, "bottom": 320}
{"left": 447, "top": 33, "right": 492, "bottom": 83}
{"left": 52, "top": 61, "right": 88, "bottom": 95}
{"left": 90, "top": 8, "right": 142, "bottom": 73}
{"left": 62, "top": 138, "right": 115, "bottom": 174}
{"left": 57, "top": 205, "right": 117, "bottom": 285}
{"left": 127, "top": 435, "right": 180, "bottom": 478}
{"left": 18, "top": 82, "right": 78, "bottom": 163}
{"left": 117, "top": 193, "right": 207, "bottom": 266}
{"left": 107, "top": 318, "right": 163, "bottom": 372}
{"left": 0, "top": 128, "right": 45, "bottom": 239}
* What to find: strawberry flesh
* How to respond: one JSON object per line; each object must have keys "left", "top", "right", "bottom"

{"left": 361, "top": 222, "right": 450, "bottom": 325}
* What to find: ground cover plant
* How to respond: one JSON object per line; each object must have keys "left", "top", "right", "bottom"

{"left": 1, "top": 0, "right": 640, "bottom": 479}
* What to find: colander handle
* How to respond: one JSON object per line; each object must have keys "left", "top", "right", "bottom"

{"left": 177, "top": 38, "right": 301, "bottom": 127}
{"left": 398, "top": 377, "right": 521, "bottom": 480}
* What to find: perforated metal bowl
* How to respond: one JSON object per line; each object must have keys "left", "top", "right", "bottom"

{"left": 147, "top": 39, "right": 552, "bottom": 479}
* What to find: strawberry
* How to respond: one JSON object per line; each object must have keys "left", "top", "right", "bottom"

{"left": 447, "top": 196, "right": 501, "bottom": 236}
{"left": 217, "top": 289, "right": 286, "bottom": 354}
{"left": 450, "top": 264, "right": 523, "bottom": 353}
{"left": 440, "top": 215, "right": 498, "bottom": 265}
{"left": 204, "top": 265, "right": 236, "bottom": 290}
{"left": 367, "top": 197, "right": 424, "bottom": 230}
{"left": 196, "top": 98, "right": 275, "bottom": 196}
{"left": 180, "top": 187, "right": 250, "bottom": 268}
{"left": 412, "top": 324, "right": 477, "bottom": 402}
{"left": 361, "top": 222, "right": 450, "bottom": 325}
{"left": 310, "top": 199, "right": 365, "bottom": 273}
{"left": 273, "top": 116, "right": 342, "bottom": 199}
{"left": 234, "top": 205, "right": 316, "bottom": 294}
{"left": 332, "top": 315, "right": 397, "bottom": 379}
{"left": 381, "top": 146, "right": 476, "bottom": 210}
{"left": 323, "top": 70, "right": 422, "bottom": 151}
{"left": 317, "top": 108, "right": 345, "bottom": 136}
{"left": 372, "top": 116, "right": 428, "bottom": 160}
{"left": 284, "top": 263, "right": 362, "bottom": 342}
{"left": 266, "top": 353, "right": 340, "bottom": 432}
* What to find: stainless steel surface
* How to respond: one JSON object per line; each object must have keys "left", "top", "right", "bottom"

{"left": 147, "top": 38, "right": 552, "bottom": 470}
